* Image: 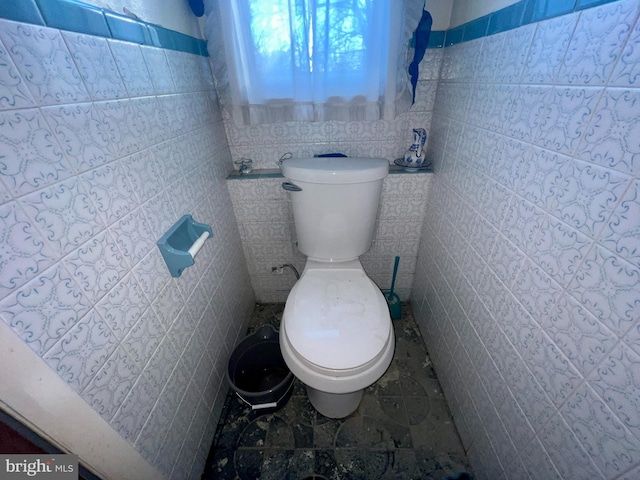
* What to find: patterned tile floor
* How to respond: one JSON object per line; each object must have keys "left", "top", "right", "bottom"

{"left": 203, "top": 303, "right": 472, "bottom": 480}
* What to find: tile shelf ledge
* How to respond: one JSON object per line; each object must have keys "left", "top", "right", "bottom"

{"left": 226, "top": 165, "right": 434, "bottom": 180}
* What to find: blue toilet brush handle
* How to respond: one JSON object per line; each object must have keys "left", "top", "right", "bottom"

{"left": 390, "top": 256, "right": 400, "bottom": 294}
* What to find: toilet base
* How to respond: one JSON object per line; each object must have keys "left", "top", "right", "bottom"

{"left": 306, "top": 385, "right": 363, "bottom": 418}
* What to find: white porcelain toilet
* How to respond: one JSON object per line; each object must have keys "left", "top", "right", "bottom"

{"left": 279, "top": 157, "right": 395, "bottom": 418}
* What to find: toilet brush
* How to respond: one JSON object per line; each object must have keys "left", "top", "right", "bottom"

{"left": 385, "top": 256, "right": 402, "bottom": 320}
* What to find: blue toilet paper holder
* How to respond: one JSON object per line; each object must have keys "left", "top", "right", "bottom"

{"left": 157, "top": 214, "right": 213, "bottom": 277}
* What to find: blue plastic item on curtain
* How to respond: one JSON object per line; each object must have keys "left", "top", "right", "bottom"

{"left": 409, "top": 8, "right": 432, "bottom": 104}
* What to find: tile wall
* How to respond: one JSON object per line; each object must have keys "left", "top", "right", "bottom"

{"left": 412, "top": 0, "right": 640, "bottom": 479}
{"left": 0, "top": 17, "right": 254, "bottom": 479}
{"left": 227, "top": 171, "right": 433, "bottom": 303}
{"left": 223, "top": 46, "right": 443, "bottom": 304}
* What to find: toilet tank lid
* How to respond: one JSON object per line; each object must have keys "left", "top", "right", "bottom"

{"left": 282, "top": 157, "right": 389, "bottom": 184}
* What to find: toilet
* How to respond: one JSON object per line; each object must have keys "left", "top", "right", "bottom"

{"left": 279, "top": 157, "right": 395, "bottom": 418}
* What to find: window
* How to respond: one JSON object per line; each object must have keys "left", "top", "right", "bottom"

{"left": 242, "top": 0, "right": 390, "bottom": 102}
{"left": 206, "top": 0, "right": 423, "bottom": 124}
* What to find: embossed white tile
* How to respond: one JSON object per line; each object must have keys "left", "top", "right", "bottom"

{"left": 504, "top": 354, "right": 555, "bottom": 430}
{"left": 110, "top": 207, "right": 154, "bottom": 267}
{"left": 512, "top": 259, "right": 562, "bottom": 322}
{"left": 0, "top": 36, "right": 35, "bottom": 110}
{"left": 530, "top": 215, "right": 593, "bottom": 286}
{"left": 541, "top": 294, "right": 617, "bottom": 376}
{"left": 0, "top": 20, "right": 89, "bottom": 105}
{"left": 91, "top": 99, "right": 141, "bottom": 158}
{"left": 129, "top": 96, "right": 167, "bottom": 150}
{"left": 502, "top": 145, "right": 556, "bottom": 211}
{"left": 141, "top": 191, "right": 175, "bottom": 236}
{"left": 95, "top": 272, "right": 148, "bottom": 340}
{"left": 524, "top": 330, "right": 583, "bottom": 406}
{"left": 0, "top": 108, "right": 72, "bottom": 197}
{"left": 80, "top": 160, "right": 136, "bottom": 226}
{"left": 142, "top": 337, "right": 179, "bottom": 396}
{"left": 121, "top": 306, "right": 164, "bottom": 370}
{"left": 0, "top": 201, "right": 56, "bottom": 300}
{"left": 496, "top": 388, "right": 536, "bottom": 453}
{"left": 598, "top": 179, "right": 640, "bottom": 270}
{"left": 561, "top": 383, "right": 640, "bottom": 478}
{"left": 181, "top": 330, "right": 207, "bottom": 375}
{"left": 589, "top": 342, "right": 640, "bottom": 440}
{"left": 480, "top": 179, "right": 512, "bottom": 227}
{"left": 534, "top": 86, "right": 603, "bottom": 156}
{"left": 167, "top": 306, "right": 198, "bottom": 357}
{"left": 41, "top": 102, "right": 116, "bottom": 174}
{"left": 559, "top": 0, "right": 640, "bottom": 85}
{"left": 134, "top": 396, "right": 173, "bottom": 461}
{"left": 132, "top": 248, "right": 170, "bottom": 304}
{"left": 62, "top": 31, "right": 126, "bottom": 101}
{"left": 43, "top": 308, "right": 117, "bottom": 392}
{"left": 497, "top": 292, "right": 538, "bottom": 355}
{"left": 111, "top": 374, "right": 156, "bottom": 442}
{"left": 140, "top": 45, "right": 174, "bottom": 95}
{"left": 160, "top": 360, "right": 190, "bottom": 412}
{"left": 81, "top": 346, "right": 140, "bottom": 421}
{"left": 524, "top": 13, "right": 579, "bottom": 84}
{"left": 552, "top": 159, "right": 631, "bottom": 238}
{"left": 503, "top": 85, "right": 549, "bottom": 143}
{"left": 617, "top": 463, "right": 640, "bottom": 480}
{"left": 519, "top": 436, "right": 561, "bottom": 480}
{"left": 610, "top": 11, "right": 640, "bottom": 86}
{"left": 474, "top": 32, "right": 504, "bottom": 84}
{"left": 120, "top": 149, "right": 162, "bottom": 205}
{"left": 539, "top": 414, "right": 604, "bottom": 480}
{"left": 501, "top": 196, "right": 545, "bottom": 253}
{"left": 570, "top": 245, "right": 640, "bottom": 337}
{"left": 0, "top": 263, "right": 91, "bottom": 356}
{"left": 63, "top": 230, "right": 128, "bottom": 304}
{"left": 495, "top": 23, "right": 536, "bottom": 84}
{"left": 576, "top": 88, "right": 640, "bottom": 177}
{"left": 489, "top": 233, "right": 525, "bottom": 288}
{"left": 623, "top": 320, "right": 640, "bottom": 358}
{"left": 20, "top": 176, "right": 102, "bottom": 257}
{"left": 108, "top": 40, "right": 153, "bottom": 98}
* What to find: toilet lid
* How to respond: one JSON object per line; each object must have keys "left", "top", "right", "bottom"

{"left": 284, "top": 268, "right": 391, "bottom": 371}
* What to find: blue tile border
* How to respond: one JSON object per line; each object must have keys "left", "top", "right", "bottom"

{"left": 433, "top": 0, "right": 623, "bottom": 47}
{"left": 487, "top": 2, "right": 525, "bottom": 36}
{"left": 0, "top": 0, "right": 208, "bottom": 56}
{"left": 463, "top": 15, "right": 490, "bottom": 42}
{"left": 35, "top": 0, "right": 110, "bottom": 38}
{"left": 0, "top": 0, "right": 44, "bottom": 25}
{"left": 427, "top": 31, "right": 446, "bottom": 48}
{"left": 104, "top": 11, "right": 152, "bottom": 45}
{"left": 0, "top": 0, "right": 621, "bottom": 54}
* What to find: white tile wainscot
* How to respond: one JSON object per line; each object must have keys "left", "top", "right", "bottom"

{"left": 227, "top": 167, "right": 433, "bottom": 303}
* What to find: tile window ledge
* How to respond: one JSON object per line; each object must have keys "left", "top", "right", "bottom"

{"left": 226, "top": 166, "right": 434, "bottom": 180}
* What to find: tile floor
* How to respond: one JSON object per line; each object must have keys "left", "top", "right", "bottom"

{"left": 203, "top": 303, "right": 472, "bottom": 480}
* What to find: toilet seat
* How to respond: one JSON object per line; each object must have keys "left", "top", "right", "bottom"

{"left": 283, "top": 266, "right": 391, "bottom": 372}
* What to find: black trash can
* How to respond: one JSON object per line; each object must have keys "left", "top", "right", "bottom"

{"left": 227, "top": 324, "right": 294, "bottom": 411}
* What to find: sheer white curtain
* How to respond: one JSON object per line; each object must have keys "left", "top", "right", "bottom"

{"left": 204, "top": 0, "right": 423, "bottom": 125}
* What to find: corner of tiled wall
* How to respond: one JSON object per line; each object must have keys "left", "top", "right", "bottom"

{"left": 413, "top": 0, "right": 640, "bottom": 479}
{"left": 0, "top": 15, "right": 254, "bottom": 479}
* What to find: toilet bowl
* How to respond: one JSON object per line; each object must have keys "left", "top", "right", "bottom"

{"left": 280, "top": 260, "right": 394, "bottom": 418}
{"left": 279, "top": 157, "right": 394, "bottom": 418}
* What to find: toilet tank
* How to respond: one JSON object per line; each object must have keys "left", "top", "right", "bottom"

{"left": 282, "top": 157, "right": 389, "bottom": 262}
